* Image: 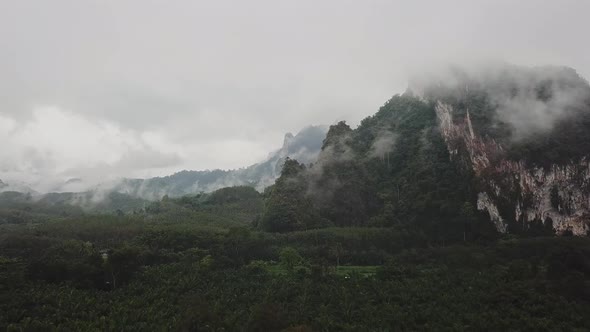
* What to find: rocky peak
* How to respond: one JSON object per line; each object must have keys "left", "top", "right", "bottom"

{"left": 283, "top": 132, "right": 294, "bottom": 149}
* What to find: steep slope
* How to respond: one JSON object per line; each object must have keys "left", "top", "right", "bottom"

{"left": 425, "top": 65, "right": 590, "bottom": 235}
{"left": 263, "top": 95, "right": 485, "bottom": 240}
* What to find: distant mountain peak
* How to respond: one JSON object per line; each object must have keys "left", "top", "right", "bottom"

{"left": 0, "top": 179, "right": 36, "bottom": 194}
{"left": 109, "top": 125, "right": 329, "bottom": 199}
{"left": 283, "top": 132, "right": 295, "bottom": 147}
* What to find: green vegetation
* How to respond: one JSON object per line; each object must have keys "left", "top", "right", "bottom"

{"left": 148, "top": 186, "right": 264, "bottom": 226}
{"left": 260, "top": 159, "right": 328, "bottom": 232}
{"left": 1, "top": 181, "right": 590, "bottom": 330}
{"left": 1, "top": 187, "right": 589, "bottom": 331}
{"left": 2, "top": 207, "right": 590, "bottom": 330}
{"left": 260, "top": 94, "right": 495, "bottom": 244}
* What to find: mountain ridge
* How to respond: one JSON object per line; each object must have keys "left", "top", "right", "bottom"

{"left": 111, "top": 125, "right": 327, "bottom": 199}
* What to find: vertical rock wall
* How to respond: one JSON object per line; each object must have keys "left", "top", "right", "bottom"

{"left": 435, "top": 101, "right": 590, "bottom": 235}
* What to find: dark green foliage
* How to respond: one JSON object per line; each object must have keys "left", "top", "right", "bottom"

{"left": 321, "top": 120, "right": 353, "bottom": 150}
{"left": 205, "top": 186, "right": 261, "bottom": 205}
{"left": 505, "top": 108, "right": 590, "bottom": 168}
{"left": 1, "top": 193, "right": 590, "bottom": 330}
{"left": 105, "top": 244, "right": 147, "bottom": 289}
{"left": 27, "top": 240, "right": 104, "bottom": 288}
{"left": 279, "top": 247, "right": 304, "bottom": 271}
{"left": 0, "top": 191, "right": 85, "bottom": 218}
{"left": 288, "top": 94, "right": 488, "bottom": 243}
{"left": 261, "top": 159, "right": 326, "bottom": 232}
{"left": 2, "top": 213, "right": 590, "bottom": 331}
{"left": 141, "top": 186, "right": 264, "bottom": 227}
{"left": 0, "top": 190, "right": 151, "bottom": 222}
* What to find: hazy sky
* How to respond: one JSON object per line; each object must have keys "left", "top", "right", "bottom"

{"left": 1, "top": 0, "right": 589, "bottom": 188}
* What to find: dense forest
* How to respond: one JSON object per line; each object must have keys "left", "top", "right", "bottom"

{"left": 2, "top": 191, "right": 590, "bottom": 330}
{"left": 3, "top": 66, "right": 590, "bottom": 330}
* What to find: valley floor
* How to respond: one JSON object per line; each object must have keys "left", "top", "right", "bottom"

{"left": 2, "top": 216, "right": 590, "bottom": 331}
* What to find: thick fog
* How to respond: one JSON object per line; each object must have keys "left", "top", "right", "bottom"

{"left": 1, "top": 0, "right": 589, "bottom": 191}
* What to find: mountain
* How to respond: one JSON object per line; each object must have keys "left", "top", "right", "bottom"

{"left": 0, "top": 190, "right": 149, "bottom": 216}
{"left": 112, "top": 125, "right": 327, "bottom": 199}
{"left": 262, "top": 64, "right": 590, "bottom": 237}
{"left": 0, "top": 179, "right": 36, "bottom": 194}
{"left": 425, "top": 65, "right": 590, "bottom": 236}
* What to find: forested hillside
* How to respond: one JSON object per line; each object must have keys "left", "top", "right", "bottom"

{"left": 261, "top": 94, "right": 493, "bottom": 244}
{"left": 262, "top": 65, "right": 590, "bottom": 239}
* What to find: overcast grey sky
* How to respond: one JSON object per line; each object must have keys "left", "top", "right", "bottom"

{"left": 1, "top": 0, "right": 589, "bottom": 188}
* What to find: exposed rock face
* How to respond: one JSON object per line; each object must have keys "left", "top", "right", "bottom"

{"left": 477, "top": 192, "right": 507, "bottom": 233}
{"left": 435, "top": 101, "right": 590, "bottom": 235}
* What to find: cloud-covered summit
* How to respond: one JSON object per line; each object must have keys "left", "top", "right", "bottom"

{"left": 411, "top": 63, "right": 590, "bottom": 141}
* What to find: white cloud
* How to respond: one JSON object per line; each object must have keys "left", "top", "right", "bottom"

{"left": 0, "top": 0, "right": 589, "bottom": 190}
{"left": 0, "top": 105, "right": 273, "bottom": 192}
{"left": 0, "top": 107, "right": 182, "bottom": 190}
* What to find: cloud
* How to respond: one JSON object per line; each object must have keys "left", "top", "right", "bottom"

{"left": 369, "top": 130, "right": 397, "bottom": 160}
{"left": 488, "top": 67, "right": 590, "bottom": 138}
{"left": 0, "top": 105, "right": 275, "bottom": 193}
{"left": 0, "top": 107, "right": 185, "bottom": 191}
{"left": 411, "top": 63, "right": 590, "bottom": 139}
{"left": 0, "top": 0, "right": 589, "bottom": 188}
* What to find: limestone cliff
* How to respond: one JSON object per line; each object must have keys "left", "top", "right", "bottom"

{"left": 435, "top": 101, "right": 590, "bottom": 235}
